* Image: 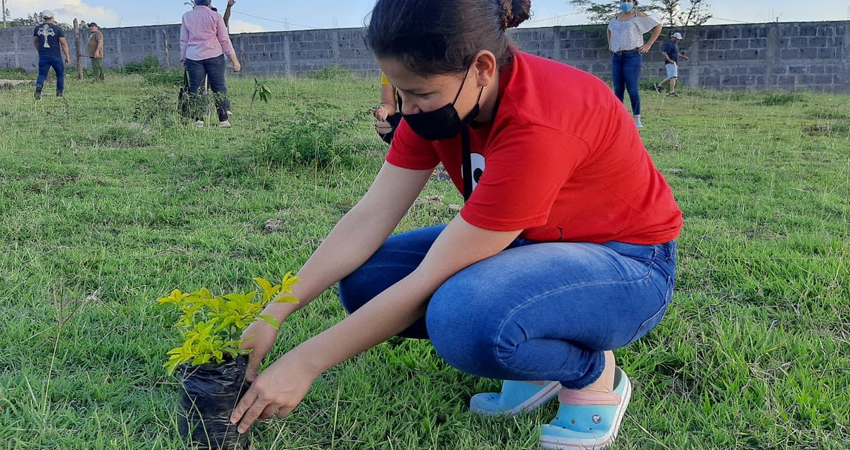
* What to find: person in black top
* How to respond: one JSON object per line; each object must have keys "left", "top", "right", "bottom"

{"left": 33, "top": 10, "right": 70, "bottom": 99}
{"left": 653, "top": 32, "right": 689, "bottom": 97}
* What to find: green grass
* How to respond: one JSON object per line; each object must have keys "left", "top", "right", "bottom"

{"left": 0, "top": 74, "right": 848, "bottom": 449}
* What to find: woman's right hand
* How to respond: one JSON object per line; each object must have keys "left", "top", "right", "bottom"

{"left": 374, "top": 105, "right": 390, "bottom": 122}
{"left": 241, "top": 319, "right": 282, "bottom": 383}
{"left": 233, "top": 60, "right": 242, "bottom": 72}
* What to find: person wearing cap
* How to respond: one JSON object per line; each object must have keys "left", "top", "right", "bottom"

{"left": 33, "top": 10, "right": 71, "bottom": 99}
{"left": 87, "top": 23, "right": 105, "bottom": 82}
{"left": 180, "top": 0, "right": 242, "bottom": 128}
{"left": 654, "top": 32, "right": 689, "bottom": 97}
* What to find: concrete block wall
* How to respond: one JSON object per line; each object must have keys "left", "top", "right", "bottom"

{"left": 1, "top": 21, "right": 848, "bottom": 92}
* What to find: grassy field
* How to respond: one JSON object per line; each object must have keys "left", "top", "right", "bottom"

{"left": 0, "top": 71, "right": 848, "bottom": 450}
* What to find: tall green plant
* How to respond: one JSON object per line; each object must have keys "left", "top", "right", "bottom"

{"left": 249, "top": 77, "right": 272, "bottom": 123}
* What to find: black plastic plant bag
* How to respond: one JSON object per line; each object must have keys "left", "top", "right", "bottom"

{"left": 178, "top": 355, "right": 250, "bottom": 450}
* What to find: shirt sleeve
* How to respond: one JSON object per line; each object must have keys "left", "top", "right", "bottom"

{"left": 180, "top": 19, "right": 188, "bottom": 60}
{"left": 637, "top": 15, "right": 659, "bottom": 34}
{"left": 33, "top": 27, "right": 38, "bottom": 37}
{"left": 385, "top": 121, "right": 440, "bottom": 170}
{"left": 57, "top": 27, "right": 65, "bottom": 38}
{"left": 216, "top": 15, "right": 235, "bottom": 55}
{"left": 460, "top": 125, "right": 590, "bottom": 231}
{"left": 663, "top": 41, "right": 672, "bottom": 54}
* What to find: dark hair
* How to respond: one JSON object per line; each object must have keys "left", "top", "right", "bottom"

{"left": 366, "top": 0, "right": 532, "bottom": 76}
{"left": 194, "top": 0, "right": 211, "bottom": 6}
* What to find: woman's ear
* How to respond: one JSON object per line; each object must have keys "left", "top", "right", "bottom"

{"left": 473, "top": 51, "right": 498, "bottom": 88}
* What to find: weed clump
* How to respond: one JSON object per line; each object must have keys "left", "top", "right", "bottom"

{"left": 256, "top": 109, "right": 357, "bottom": 169}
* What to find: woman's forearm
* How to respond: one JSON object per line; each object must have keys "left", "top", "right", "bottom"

{"left": 647, "top": 24, "right": 663, "bottom": 47}
{"left": 380, "top": 84, "right": 397, "bottom": 111}
{"left": 292, "top": 270, "right": 431, "bottom": 374}
{"left": 290, "top": 216, "right": 520, "bottom": 376}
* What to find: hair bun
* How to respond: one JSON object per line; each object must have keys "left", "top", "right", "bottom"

{"left": 500, "top": 0, "right": 532, "bottom": 30}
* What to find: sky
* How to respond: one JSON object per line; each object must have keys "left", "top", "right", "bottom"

{"left": 4, "top": 0, "right": 850, "bottom": 34}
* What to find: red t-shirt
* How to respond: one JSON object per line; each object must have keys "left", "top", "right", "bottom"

{"left": 387, "top": 51, "right": 682, "bottom": 245}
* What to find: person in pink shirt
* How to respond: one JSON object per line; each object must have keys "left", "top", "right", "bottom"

{"left": 180, "top": 0, "right": 242, "bottom": 128}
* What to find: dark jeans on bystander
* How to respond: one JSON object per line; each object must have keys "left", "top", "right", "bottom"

{"left": 186, "top": 54, "right": 231, "bottom": 122}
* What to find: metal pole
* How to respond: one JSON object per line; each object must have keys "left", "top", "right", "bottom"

{"left": 2, "top": 0, "right": 7, "bottom": 28}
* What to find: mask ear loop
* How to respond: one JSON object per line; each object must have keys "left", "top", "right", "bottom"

{"left": 452, "top": 65, "right": 473, "bottom": 105}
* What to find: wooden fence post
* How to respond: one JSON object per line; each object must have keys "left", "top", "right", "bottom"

{"left": 163, "top": 29, "right": 171, "bottom": 69}
{"left": 73, "top": 18, "right": 83, "bottom": 80}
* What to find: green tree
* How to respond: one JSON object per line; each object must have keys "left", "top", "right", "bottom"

{"left": 4, "top": 11, "right": 76, "bottom": 30}
{"left": 657, "top": 0, "right": 712, "bottom": 28}
{"left": 570, "top": 0, "right": 710, "bottom": 27}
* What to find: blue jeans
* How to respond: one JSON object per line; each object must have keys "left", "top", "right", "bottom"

{"left": 36, "top": 54, "right": 65, "bottom": 94}
{"left": 339, "top": 225, "right": 676, "bottom": 389}
{"left": 185, "top": 55, "right": 231, "bottom": 122}
{"left": 612, "top": 50, "right": 643, "bottom": 117}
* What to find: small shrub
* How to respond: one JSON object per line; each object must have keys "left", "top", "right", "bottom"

{"left": 133, "top": 92, "right": 180, "bottom": 127}
{"left": 258, "top": 111, "right": 356, "bottom": 169}
{"left": 310, "top": 65, "right": 354, "bottom": 80}
{"left": 124, "top": 54, "right": 164, "bottom": 74}
{"left": 158, "top": 274, "right": 299, "bottom": 374}
{"left": 143, "top": 70, "right": 183, "bottom": 86}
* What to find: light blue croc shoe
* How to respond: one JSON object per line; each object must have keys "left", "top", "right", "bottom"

{"left": 540, "top": 368, "right": 632, "bottom": 449}
{"left": 470, "top": 380, "right": 561, "bottom": 417}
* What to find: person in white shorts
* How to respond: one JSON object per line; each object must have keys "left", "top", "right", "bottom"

{"left": 654, "top": 32, "right": 689, "bottom": 97}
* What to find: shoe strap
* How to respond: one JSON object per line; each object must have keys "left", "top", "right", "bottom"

{"left": 558, "top": 389, "right": 622, "bottom": 406}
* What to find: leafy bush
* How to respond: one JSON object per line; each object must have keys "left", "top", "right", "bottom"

{"left": 158, "top": 274, "right": 299, "bottom": 374}
{"left": 124, "top": 54, "right": 164, "bottom": 74}
{"left": 133, "top": 92, "right": 180, "bottom": 127}
{"left": 257, "top": 111, "right": 357, "bottom": 169}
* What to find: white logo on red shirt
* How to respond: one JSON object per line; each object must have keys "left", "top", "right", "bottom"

{"left": 466, "top": 153, "right": 486, "bottom": 192}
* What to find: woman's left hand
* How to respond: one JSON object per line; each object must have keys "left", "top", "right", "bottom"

{"left": 639, "top": 43, "right": 652, "bottom": 54}
{"left": 229, "top": 350, "right": 317, "bottom": 434}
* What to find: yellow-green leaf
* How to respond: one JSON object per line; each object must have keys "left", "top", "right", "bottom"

{"left": 258, "top": 315, "right": 280, "bottom": 329}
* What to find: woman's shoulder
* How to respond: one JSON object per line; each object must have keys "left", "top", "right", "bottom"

{"left": 637, "top": 11, "right": 650, "bottom": 18}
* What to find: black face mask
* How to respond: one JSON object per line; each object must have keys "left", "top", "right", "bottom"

{"left": 404, "top": 68, "right": 484, "bottom": 142}
{"left": 402, "top": 67, "right": 486, "bottom": 202}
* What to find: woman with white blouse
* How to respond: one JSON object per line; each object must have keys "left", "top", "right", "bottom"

{"left": 607, "top": 0, "right": 662, "bottom": 128}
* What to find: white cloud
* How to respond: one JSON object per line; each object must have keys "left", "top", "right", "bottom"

{"left": 10, "top": 0, "right": 120, "bottom": 27}
{"left": 229, "top": 20, "right": 265, "bottom": 34}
